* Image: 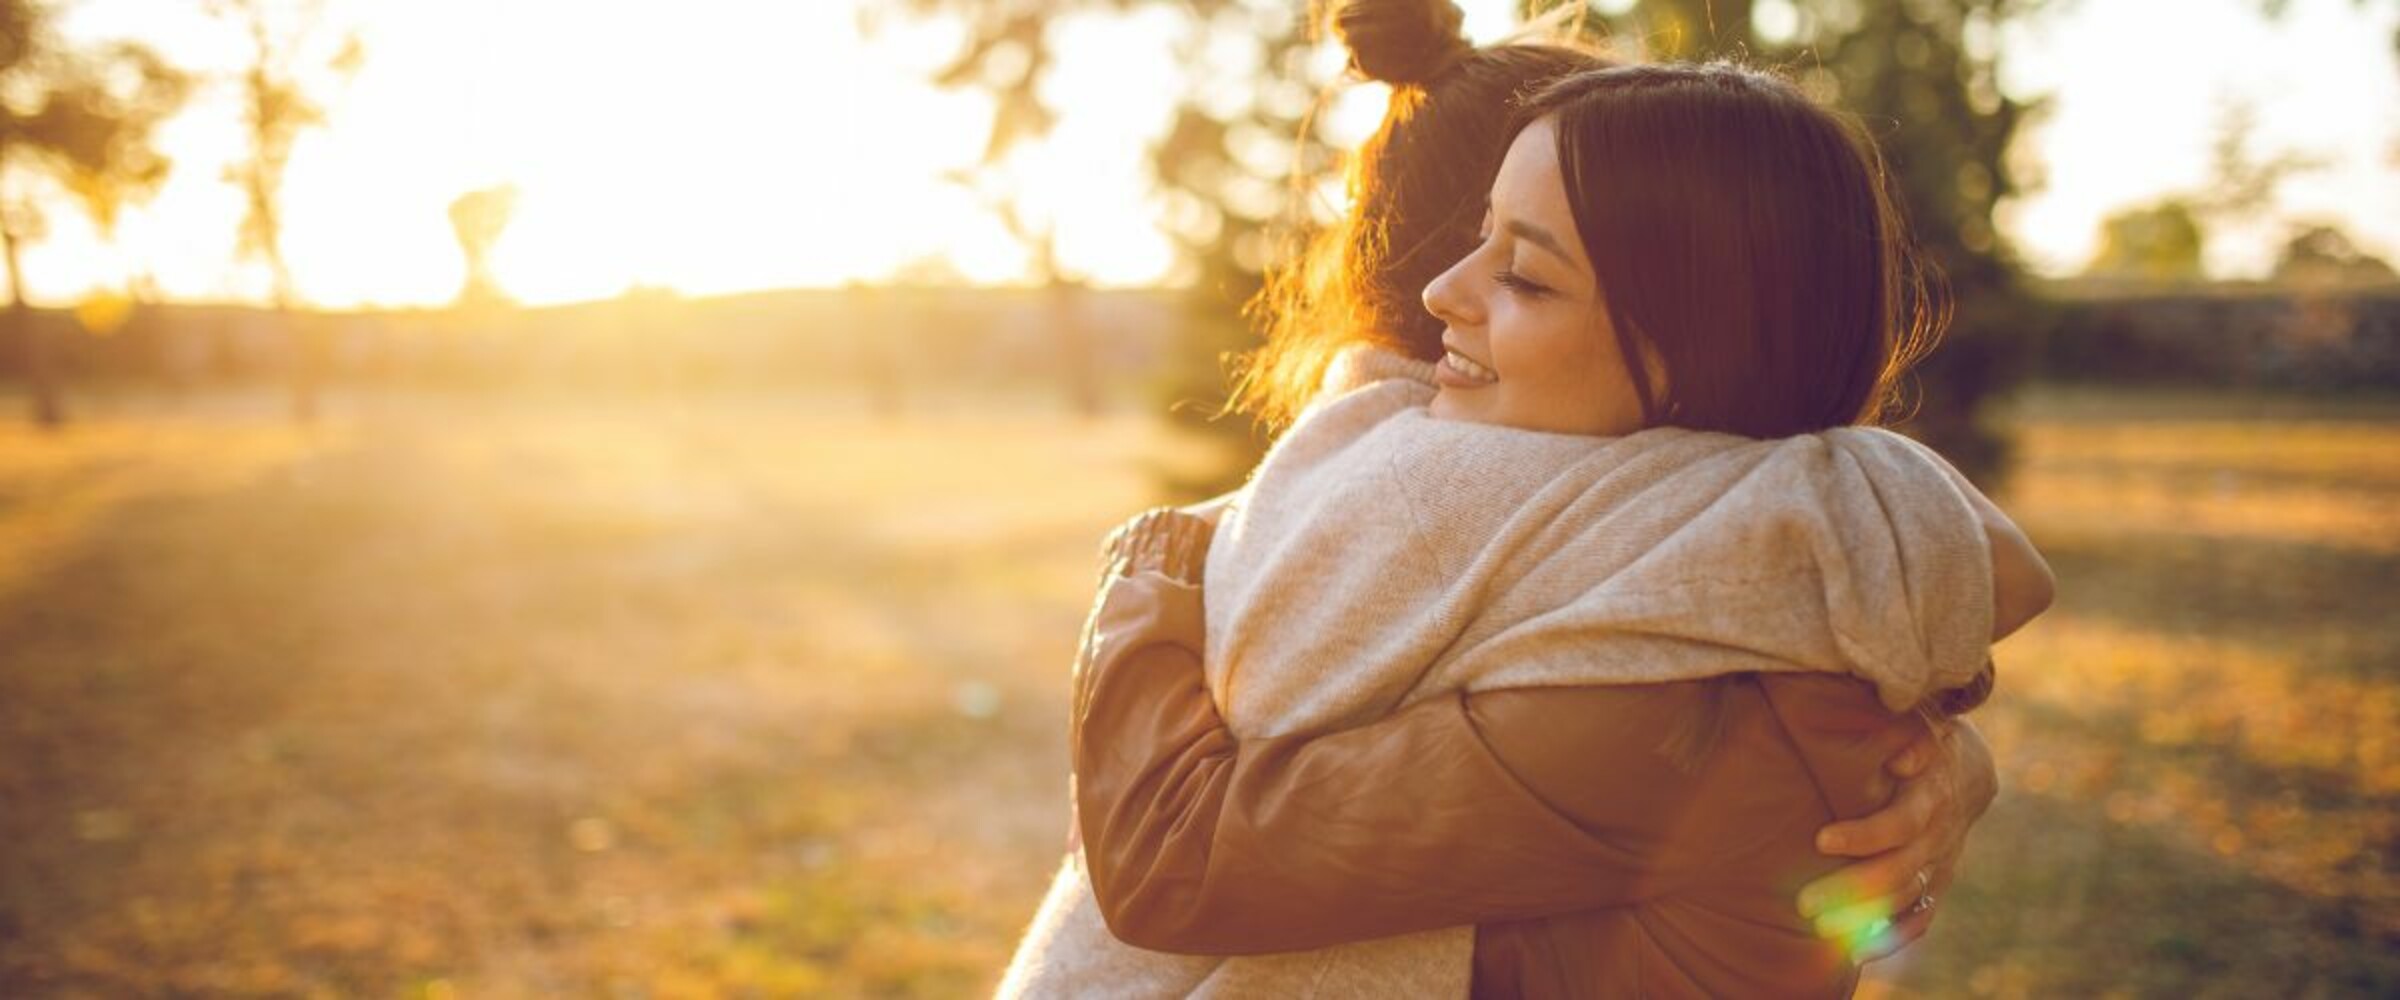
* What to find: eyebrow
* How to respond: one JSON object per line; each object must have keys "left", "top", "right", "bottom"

{"left": 1504, "top": 219, "right": 1578, "bottom": 268}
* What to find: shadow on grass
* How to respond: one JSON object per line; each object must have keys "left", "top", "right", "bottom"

{"left": 1878, "top": 784, "right": 2400, "bottom": 998}
{"left": 2035, "top": 527, "right": 2398, "bottom": 682}
{"left": 0, "top": 419, "right": 1108, "bottom": 997}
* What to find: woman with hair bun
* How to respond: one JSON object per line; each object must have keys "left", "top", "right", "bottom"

{"left": 1000, "top": 2, "right": 2044, "bottom": 996}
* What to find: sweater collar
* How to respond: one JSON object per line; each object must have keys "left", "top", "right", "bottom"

{"left": 1321, "top": 342, "right": 1438, "bottom": 396}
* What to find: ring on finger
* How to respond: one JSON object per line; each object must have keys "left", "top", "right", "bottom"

{"left": 1908, "top": 866, "right": 1936, "bottom": 914}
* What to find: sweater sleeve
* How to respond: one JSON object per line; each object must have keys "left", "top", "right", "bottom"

{"left": 1070, "top": 559, "right": 1922, "bottom": 956}
{"left": 1811, "top": 429, "right": 1997, "bottom": 709}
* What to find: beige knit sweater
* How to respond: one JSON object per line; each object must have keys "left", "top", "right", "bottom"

{"left": 1000, "top": 346, "right": 1995, "bottom": 998}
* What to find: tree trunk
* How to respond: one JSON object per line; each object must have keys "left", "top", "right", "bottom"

{"left": 288, "top": 304, "right": 323, "bottom": 423}
{"left": 1052, "top": 280, "right": 1101, "bottom": 420}
{"left": 1028, "top": 233, "right": 1100, "bottom": 419}
{"left": 852, "top": 285, "right": 906, "bottom": 420}
{"left": 1, "top": 215, "right": 64, "bottom": 429}
{"left": 273, "top": 254, "right": 323, "bottom": 423}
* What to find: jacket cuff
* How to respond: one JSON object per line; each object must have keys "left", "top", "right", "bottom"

{"left": 1099, "top": 507, "right": 1215, "bottom": 586}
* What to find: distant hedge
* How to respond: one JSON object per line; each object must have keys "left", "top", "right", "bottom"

{"left": 2033, "top": 284, "right": 2400, "bottom": 392}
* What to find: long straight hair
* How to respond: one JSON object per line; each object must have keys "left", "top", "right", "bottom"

{"left": 1514, "top": 64, "right": 1952, "bottom": 767}
{"left": 1518, "top": 62, "right": 1945, "bottom": 438}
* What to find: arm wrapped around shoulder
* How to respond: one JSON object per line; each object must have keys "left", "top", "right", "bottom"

{"left": 1778, "top": 427, "right": 1998, "bottom": 712}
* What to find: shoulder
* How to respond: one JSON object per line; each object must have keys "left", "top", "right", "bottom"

{"left": 1805, "top": 426, "right": 1965, "bottom": 484}
{"left": 1320, "top": 342, "right": 1437, "bottom": 396}
{"left": 1280, "top": 375, "right": 1435, "bottom": 454}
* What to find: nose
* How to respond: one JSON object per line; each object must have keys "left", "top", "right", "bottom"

{"left": 1422, "top": 253, "right": 1480, "bottom": 331}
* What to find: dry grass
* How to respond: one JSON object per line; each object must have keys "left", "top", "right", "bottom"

{"left": 0, "top": 385, "right": 2392, "bottom": 997}
{"left": 1860, "top": 385, "right": 2400, "bottom": 999}
{"left": 0, "top": 391, "right": 1161, "bottom": 997}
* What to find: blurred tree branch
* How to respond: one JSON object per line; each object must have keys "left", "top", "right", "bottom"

{"left": 876, "top": 0, "right": 1340, "bottom": 432}
{"left": 0, "top": 0, "right": 190, "bottom": 428}
{"left": 205, "top": 0, "right": 362, "bottom": 421}
{"left": 879, "top": 0, "right": 1340, "bottom": 292}
{"left": 902, "top": 0, "right": 2060, "bottom": 482}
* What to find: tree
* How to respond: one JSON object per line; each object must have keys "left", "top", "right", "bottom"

{"left": 884, "top": 0, "right": 1335, "bottom": 286}
{"left": 913, "top": 0, "right": 2045, "bottom": 483}
{"left": 2273, "top": 223, "right": 2398, "bottom": 286}
{"left": 889, "top": 0, "right": 1360, "bottom": 479}
{"left": 880, "top": 1, "right": 1334, "bottom": 427}
{"left": 2082, "top": 102, "right": 2326, "bottom": 284}
{"left": 447, "top": 184, "right": 519, "bottom": 308}
{"left": 2197, "top": 102, "right": 2321, "bottom": 223}
{"left": 207, "top": 0, "right": 361, "bottom": 422}
{"left": 0, "top": 0, "right": 188, "bottom": 427}
{"left": 2085, "top": 200, "right": 2208, "bottom": 283}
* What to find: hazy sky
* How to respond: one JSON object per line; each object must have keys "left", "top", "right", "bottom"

{"left": 14, "top": 0, "right": 2396, "bottom": 308}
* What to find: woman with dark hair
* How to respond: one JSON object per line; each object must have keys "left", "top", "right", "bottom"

{"left": 1000, "top": 2, "right": 2049, "bottom": 996}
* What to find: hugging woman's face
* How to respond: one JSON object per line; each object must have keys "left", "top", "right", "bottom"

{"left": 1423, "top": 116, "right": 1648, "bottom": 438}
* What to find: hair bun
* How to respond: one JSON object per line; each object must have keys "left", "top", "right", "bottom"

{"left": 1333, "top": 0, "right": 1472, "bottom": 86}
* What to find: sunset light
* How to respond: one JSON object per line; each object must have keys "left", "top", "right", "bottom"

{"left": 1, "top": 3, "right": 2395, "bottom": 992}
{"left": 12, "top": 0, "right": 2393, "bottom": 308}
{"left": 33, "top": 0, "right": 1190, "bottom": 307}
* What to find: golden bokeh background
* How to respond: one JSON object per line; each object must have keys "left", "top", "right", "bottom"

{"left": 2, "top": 0, "right": 2396, "bottom": 996}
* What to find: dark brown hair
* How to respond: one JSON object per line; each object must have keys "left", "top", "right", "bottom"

{"left": 1509, "top": 64, "right": 1955, "bottom": 767}
{"left": 1232, "top": 0, "right": 1605, "bottom": 429}
{"left": 1517, "top": 62, "right": 1943, "bottom": 438}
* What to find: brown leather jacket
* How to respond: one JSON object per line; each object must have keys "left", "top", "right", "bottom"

{"left": 1071, "top": 510, "right": 1961, "bottom": 998}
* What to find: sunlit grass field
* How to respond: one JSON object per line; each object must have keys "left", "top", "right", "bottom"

{"left": 0, "top": 385, "right": 2393, "bottom": 997}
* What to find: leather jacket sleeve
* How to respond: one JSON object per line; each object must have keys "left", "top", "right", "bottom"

{"left": 1070, "top": 509, "right": 1931, "bottom": 958}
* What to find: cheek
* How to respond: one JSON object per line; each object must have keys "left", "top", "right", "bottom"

{"left": 1504, "top": 314, "right": 1601, "bottom": 386}
{"left": 1509, "top": 312, "right": 1636, "bottom": 430}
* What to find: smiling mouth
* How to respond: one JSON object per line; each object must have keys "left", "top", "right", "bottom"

{"left": 1441, "top": 348, "right": 1498, "bottom": 384}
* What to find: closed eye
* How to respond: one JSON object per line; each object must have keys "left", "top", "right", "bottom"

{"left": 1493, "top": 269, "right": 1552, "bottom": 298}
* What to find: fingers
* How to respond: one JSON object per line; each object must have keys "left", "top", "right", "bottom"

{"left": 1815, "top": 771, "right": 1942, "bottom": 857}
{"left": 1800, "top": 773, "right": 1953, "bottom": 914}
{"left": 1806, "top": 897, "right": 1896, "bottom": 959}
{"left": 1805, "top": 852, "right": 1957, "bottom": 961}
{"left": 1852, "top": 904, "right": 1937, "bottom": 963}
{"left": 1809, "top": 897, "right": 1907, "bottom": 959}
{"left": 1885, "top": 726, "right": 1940, "bottom": 779}
{"left": 1797, "top": 837, "right": 1934, "bottom": 920}
{"left": 1852, "top": 863, "right": 1955, "bottom": 962}
{"left": 1804, "top": 723, "right": 1978, "bottom": 955}
{"left": 1802, "top": 856, "right": 1942, "bottom": 954}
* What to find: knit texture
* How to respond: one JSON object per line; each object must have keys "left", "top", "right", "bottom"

{"left": 1003, "top": 345, "right": 1996, "bottom": 998}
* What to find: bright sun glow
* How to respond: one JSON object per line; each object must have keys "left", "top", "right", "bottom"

{"left": 13, "top": 0, "right": 2397, "bottom": 309}
{"left": 33, "top": 0, "right": 1179, "bottom": 308}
